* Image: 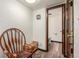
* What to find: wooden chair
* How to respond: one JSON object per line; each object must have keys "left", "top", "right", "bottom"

{"left": 0, "top": 28, "right": 32, "bottom": 58}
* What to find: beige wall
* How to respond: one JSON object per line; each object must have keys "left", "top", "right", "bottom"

{"left": 33, "top": 8, "right": 47, "bottom": 50}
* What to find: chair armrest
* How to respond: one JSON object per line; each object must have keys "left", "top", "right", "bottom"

{"left": 23, "top": 41, "right": 38, "bottom": 53}
{"left": 32, "top": 48, "right": 38, "bottom": 53}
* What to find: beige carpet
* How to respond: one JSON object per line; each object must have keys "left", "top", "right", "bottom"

{"left": 32, "top": 42, "right": 64, "bottom": 58}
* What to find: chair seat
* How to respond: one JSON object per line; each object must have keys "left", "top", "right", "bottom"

{"left": 12, "top": 52, "right": 19, "bottom": 58}
{"left": 19, "top": 51, "right": 32, "bottom": 58}
{"left": 9, "top": 51, "right": 32, "bottom": 58}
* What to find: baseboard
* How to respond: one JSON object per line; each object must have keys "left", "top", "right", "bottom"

{"left": 51, "top": 40, "right": 62, "bottom": 43}
{"left": 38, "top": 41, "right": 62, "bottom": 52}
{"left": 38, "top": 48, "right": 48, "bottom": 52}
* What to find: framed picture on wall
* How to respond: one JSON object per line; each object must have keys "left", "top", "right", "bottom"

{"left": 36, "top": 15, "right": 41, "bottom": 20}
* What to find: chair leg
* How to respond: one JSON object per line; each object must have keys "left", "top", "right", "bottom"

{"left": 30, "top": 56, "right": 32, "bottom": 58}
{"left": 28, "top": 55, "right": 32, "bottom": 58}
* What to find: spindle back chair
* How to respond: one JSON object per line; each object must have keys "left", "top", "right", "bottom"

{"left": 0, "top": 28, "right": 26, "bottom": 57}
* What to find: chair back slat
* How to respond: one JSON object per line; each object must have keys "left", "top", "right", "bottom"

{"left": 15, "top": 30, "right": 17, "bottom": 51}
{"left": 3, "top": 36, "right": 10, "bottom": 52}
{"left": 18, "top": 31, "right": 20, "bottom": 52}
{"left": 0, "top": 28, "right": 26, "bottom": 57}
{"left": 6, "top": 32, "right": 13, "bottom": 53}
{"left": 11, "top": 30, "right": 15, "bottom": 52}
{"left": 21, "top": 35, "right": 23, "bottom": 51}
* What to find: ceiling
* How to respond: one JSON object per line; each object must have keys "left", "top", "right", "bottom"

{"left": 17, "top": 0, "right": 66, "bottom": 10}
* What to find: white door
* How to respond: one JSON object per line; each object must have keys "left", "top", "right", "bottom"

{"left": 48, "top": 7, "right": 62, "bottom": 42}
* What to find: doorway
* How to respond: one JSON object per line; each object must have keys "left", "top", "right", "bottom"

{"left": 48, "top": 5, "right": 63, "bottom": 43}
{"left": 46, "top": 4, "right": 65, "bottom": 56}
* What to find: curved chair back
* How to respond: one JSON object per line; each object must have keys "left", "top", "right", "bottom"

{"left": 0, "top": 28, "right": 26, "bottom": 57}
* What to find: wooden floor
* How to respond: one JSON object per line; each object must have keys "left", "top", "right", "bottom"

{"left": 32, "top": 42, "right": 64, "bottom": 58}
